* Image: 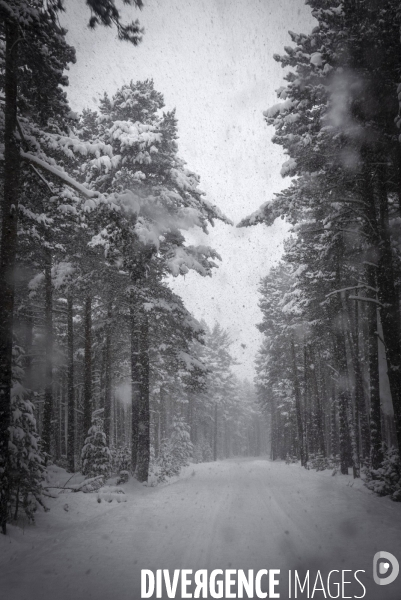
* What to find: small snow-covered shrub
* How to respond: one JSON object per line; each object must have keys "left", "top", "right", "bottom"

{"left": 156, "top": 439, "right": 178, "bottom": 482}
{"left": 114, "top": 445, "right": 131, "bottom": 474}
{"left": 81, "top": 409, "right": 111, "bottom": 479}
{"left": 307, "top": 453, "right": 339, "bottom": 472}
{"left": 193, "top": 437, "right": 213, "bottom": 464}
{"left": 9, "top": 382, "right": 47, "bottom": 522}
{"left": 201, "top": 440, "right": 213, "bottom": 463}
{"left": 285, "top": 454, "right": 298, "bottom": 465}
{"left": 315, "top": 453, "right": 330, "bottom": 471}
{"left": 53, "top": 456, "right": 70, "bottom": 471}
{"left": 117, "top": 470, "right": 129, "bottom": 485}
{"left": 156, "top": 418, "right": 193, "bottom": 482}
{"left": 329, "top": 455, "right": 341, "bottom": 475}
{"left": 114, "top": 445, "right": 131, "bottom": 483}
{"left": 193, "top": 443, "right": 203, "bottom": 464}
{"left": 365, "top": 447, "right": 401, "bottom": 501}
{"left": 170, "top": 417, "right": 193, "bottom": 466}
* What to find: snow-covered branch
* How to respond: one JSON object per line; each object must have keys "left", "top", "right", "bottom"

{"left": 20, "top": 151, "right": 100, "bottom": 200}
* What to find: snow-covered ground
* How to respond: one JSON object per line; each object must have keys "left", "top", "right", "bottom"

{"left": 1, "top": 459, "right": 401, "bottom": 600}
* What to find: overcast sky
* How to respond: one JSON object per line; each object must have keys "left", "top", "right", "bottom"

{"left": 61, "top": 0, "right": 315, "bottom": 380}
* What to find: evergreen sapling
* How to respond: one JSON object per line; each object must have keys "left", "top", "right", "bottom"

{"left": 81, "top": 409, "right": 112, "bottom": 480}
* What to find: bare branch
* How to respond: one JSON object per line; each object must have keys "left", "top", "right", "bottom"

{"left": 348, "top": 295, "right": 383, "bottom": 307}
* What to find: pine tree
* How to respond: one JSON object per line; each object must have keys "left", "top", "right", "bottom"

{"left": 170, "top": 417, "right": 193, "bottom": 469}
{"left": 81, "top": 409, "right": 112, "bottom": 479}
{"left": 241, "top": 0, "right": 401, "bottom": 479}
{"left": 0, "top": 1, "right": 76, "bottom": 534}
{"left": 9, "top": 382, "right": 46, "bottom": 522}
{"left": 115, "top": 445, "right": 131, "bottom": 484}
{"left": 0, "top": 0, "right": 146, "bottom": 535}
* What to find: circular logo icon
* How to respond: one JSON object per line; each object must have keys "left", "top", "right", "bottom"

{"left": 373, "top": 552, "right": 399, "bottom": 586}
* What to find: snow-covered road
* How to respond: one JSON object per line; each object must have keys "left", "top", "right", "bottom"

{"left": 1, "top": 459, "right": 401, "bottom": 600}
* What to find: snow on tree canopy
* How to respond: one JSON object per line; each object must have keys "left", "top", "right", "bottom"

{"left": 263, "top": 99, "right": 296, "bottom": 120}
{"left": 310, "top": 52, "right": 324, "bottom": 67}
{"left": 166, "top": 245, "right": 221, "bottom": 277}
{"left": 280, "top": 158, "right": 298, "bottom": 177}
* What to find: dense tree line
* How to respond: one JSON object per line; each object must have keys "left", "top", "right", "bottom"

{"left": 0, "top": 1, "right": 265, "bottom": 534}
{"left": 0, "top": 0, "right": 147, "bottom": 537}
{"left": 241, "top": 0, "right": 401, "bottom": 488}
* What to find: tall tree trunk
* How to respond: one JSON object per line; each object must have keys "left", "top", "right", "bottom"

{"left": 346, "top": 294, "right": 370, "bottom": 461}
{"left": 309, "top": 346, "right": 326, "bottom": 457}
{"left": 290, "top": 339, "right": 305, "bottom": 466}
{"left": 54, "top": 382, "right": 60, "bottom": 460}
{"left": 375, "top": 165, "right": 401, "bottom": 451}
{"left": 340, "top": 295, "right": 360, "bottom": 476}
{"left": 160, "top": 387, "right": 167, "bottom": 441}
{"left": 361, "top": 161, "right": 384, "bottom": 466}
{"left": 226, "top": 418, "right": 231, "bottom": 457}
{"left": 304, "top": 346, "right": 317, "bottom": 456}
{"left": 137, "top": 312, "right": 150, "bottom": 482}
{"left": 42, "top": 255, "right": 53, "bottom": 456}
{"left": 303, "top": 345, "right": 310, "bottom": 463}
{"left": 104, "top": 300, "right": 112, "bottom": 444}
{"left": 67, "top": 296, "right": 75, "bottom": 473}
{"left": 332, "top": 271, "right": 353, "bottom": 475}
{"left": 340, "top": 295, "right": 360, "bottom": 478}
{"left": 330, "top": 389, "right": 338, "bottom": 458}
{"left": 0, "top": 20, "right": 21, "bottom": 535}
{"left": 187, "top": 393, "right": 195, "bottom": 443}
{"left": 83, "top": 296, "right": 92, "bottom": 438}
{"left": 213, "top": 402, "right": 218, "bottom": 461}
{"left": 24, "top": 307, "right": 34, "bottom": 392}
{"left": 338, "top": 389, "right": 351, "bottom": 475}
{"left": 154, "top": 406, "right": 160, "bottom": 459}
{"left": 346, "top": 398, "right": 360, "bottom": 478}
{"left": 130, "top": 298, "right": 141, "bottom": 474}
{"left": 366, "top": 266, "right": 383, "bottom": 468}
{"left": 268, "top": 403, "right": 274, "bottom": 459}
{"left": 255, "top": 417, "right": 261, "bottom": 457}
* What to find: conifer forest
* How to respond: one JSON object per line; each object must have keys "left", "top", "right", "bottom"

{"left": 1, "top": 2, "right": 401, "bottom": 600}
